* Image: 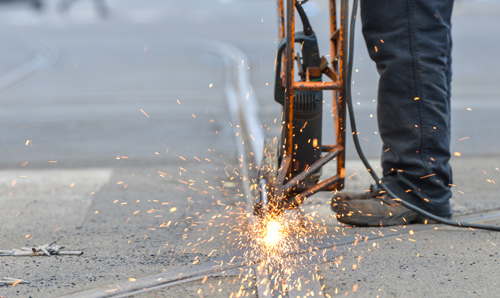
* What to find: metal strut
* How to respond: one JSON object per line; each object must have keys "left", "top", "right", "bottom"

{"left": 255, "top": 0, "right": 349, "bottom": 216}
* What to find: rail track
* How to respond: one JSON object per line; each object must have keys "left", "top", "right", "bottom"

{"left": 62, "top": 209, "right": 500, "bottom": 298}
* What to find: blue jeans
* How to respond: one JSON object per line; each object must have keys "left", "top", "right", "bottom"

{"left": 361, "top": 0, "right": 454, "bottom": 217}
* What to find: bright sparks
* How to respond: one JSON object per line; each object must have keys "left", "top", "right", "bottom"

{"left": 248, "top": 213, "right": 298, "bottom": 266}
{"left": 242, "top": 209, "right": 326, "bottom": 267}
{"left": 140, "top": 109, "right": 150, "bottom": 118}
{"left": 263, "top": 219, "right": 284, "bottom": 249}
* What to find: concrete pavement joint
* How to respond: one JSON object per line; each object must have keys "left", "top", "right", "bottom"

{"left": 58, "top": 208, "right": 500, "bottom": 297}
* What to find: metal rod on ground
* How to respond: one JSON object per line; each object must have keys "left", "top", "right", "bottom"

{"left": 0, "top": 242, "right": 83, "bottom": 256}
{"left": 0, "top": 277, "right": 30, "bottom": 286}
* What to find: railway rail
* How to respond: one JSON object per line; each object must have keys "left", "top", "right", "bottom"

{"left": 62, "top": 209, "right": 500, "bottom": 298}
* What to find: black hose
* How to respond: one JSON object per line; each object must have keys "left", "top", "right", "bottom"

{"left": 295, "top": 1, "right": 313, "bottom": 36}
{"left": 345, "top": 0, "right": 500, "bottom": 231}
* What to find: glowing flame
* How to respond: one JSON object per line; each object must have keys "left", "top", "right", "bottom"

{"left": 263, "top": 219, "right": 284, "bottom": 249}
{"left": 247, "top": 212, "right": 310, "bottom": 266}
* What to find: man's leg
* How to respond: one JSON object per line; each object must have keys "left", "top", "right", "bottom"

{"left": 362, "top": 0, "right": 454, "bottom": 216}
{"left": 334, "top": 0, "right": 454, "bottom": 225}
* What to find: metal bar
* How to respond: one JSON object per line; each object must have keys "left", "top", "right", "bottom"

{"left": 329, "top": 0, "right": 337, "bottom": 64}
{"left": 292, "top": 81, "right": 342, "bottom": 91}
{"left": 339, "top": 0, "right": 347, "bottom": 85}
{"left": 287, "top": 175, "right": 343, "bottom": 208}
{"left": 321, "top": 144, "right": 339, "bottom": 152}
{"left": 275, "top": 153, "right": 292, "bottom": 196}
{"left": 282, "top": 146, "right": 343, "bottom": 196}
{"left": 329, "top": 0, "right": 344, "bottom": 193}
{"left": 335, "top": 0, "right": 348, "bottom": 190}
{"left": 277, "top": 0, "right": 285, "bottom": 41}
{"left": 336, "top": 95, "right": 346, "bottom": 189}
{"left": 325, "top": 178, "right": 344, "bottom": 191}
{"left": 284, "top": 0, "right": 296, "bottom": 167}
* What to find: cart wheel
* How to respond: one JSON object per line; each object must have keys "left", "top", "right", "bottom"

{"left": 253, "top": 137, "right": 279, "bottom": 216}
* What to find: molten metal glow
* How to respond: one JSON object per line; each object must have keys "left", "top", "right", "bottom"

{"left": 245, "top": 209, "right": 328, "bottom": 267}
{"left": 263, "top": 219, "right": 284, "bottom": 249}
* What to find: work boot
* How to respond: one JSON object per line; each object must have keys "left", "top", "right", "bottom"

{"left": 335, "top": 195, "right": 424, "bottom": 226}
{"left": 333, "top": 186, "right": 449, "bottom": 226}
{"left": 331, "top": 184, "right": 382, "bottom": 212}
